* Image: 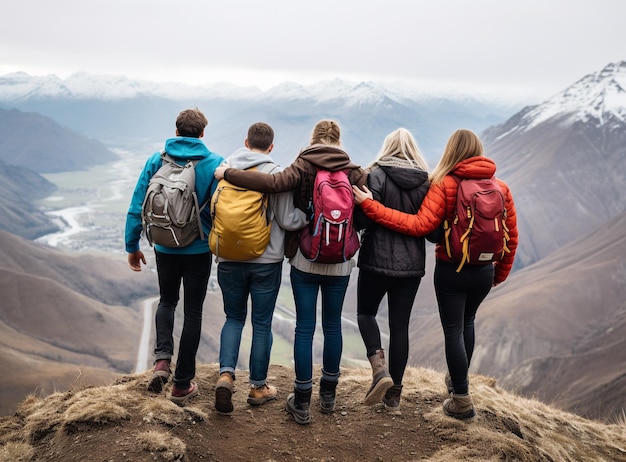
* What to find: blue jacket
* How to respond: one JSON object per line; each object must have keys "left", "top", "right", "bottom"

{"left": 125, "top": 137, "right": 224, "bottom": 255}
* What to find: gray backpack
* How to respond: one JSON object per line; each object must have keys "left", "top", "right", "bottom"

{"left": 141, "top": 151, "right": 204, "bottom": 247}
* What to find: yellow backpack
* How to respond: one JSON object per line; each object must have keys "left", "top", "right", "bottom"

{"left": 208, "top": 164, "right": 277, "bottom": 260}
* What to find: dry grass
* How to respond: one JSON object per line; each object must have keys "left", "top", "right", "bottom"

{"left": 0, "top": 441, "right": 34, "bottom": 462}
{"left": 135, "top": 430, "right": 186, "bottom": 461}
{"left": 0, "top": 363, "right": 625, "bottom": 461}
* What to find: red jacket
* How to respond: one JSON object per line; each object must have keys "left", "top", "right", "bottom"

{"left": 360, "top": 156, "right": 518, "bottom": 283}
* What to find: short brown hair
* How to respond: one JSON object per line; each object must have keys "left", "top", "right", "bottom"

{"left": 247, "top": 122, "right": 274, "bottom": 151}
{"left": 176, "top": 108, "right": 208, "bottom": 138}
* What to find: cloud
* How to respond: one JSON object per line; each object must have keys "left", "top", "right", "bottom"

{"left": 2, "top": 0, "right": 625, "bottom": 97}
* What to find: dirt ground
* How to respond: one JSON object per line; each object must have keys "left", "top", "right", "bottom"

{"left": 48, "top": 364, "right": 449, "bottom": 461}
{"left": 2, "top": 363, "right": 625, "bottom": 462}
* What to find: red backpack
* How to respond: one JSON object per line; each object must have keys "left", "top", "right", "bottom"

{"left": 299, "top": 168, "right": 360, "bottom": 263}
{"left": 444, "top": 175, "right": 510, "bottom": 272}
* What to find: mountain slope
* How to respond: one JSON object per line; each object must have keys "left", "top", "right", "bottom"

{"left": 0, "top": 231, "right": 229, "bottom": 417}
{"left": 0, "top": 265, "right": 140, "bottom": 416}
{"left": 483, "top": 60, "right": 626, "bottom": 267}
{"left": 0, "top": 107, "right": 118, "bottom": 173}
{"left": 0, "top": 231, "right": 156, "bottom": 306}
{"left": 0, "top": 232, "right": 157, "bottom": 415}
{"left": 470, "top": 211, "right": 626, "bottom": 421}
{"left": 0, "top": 159, "right": 59, "bottom": 239}
{"left": 501, "top": 305, "right": 626, "bottom": 422}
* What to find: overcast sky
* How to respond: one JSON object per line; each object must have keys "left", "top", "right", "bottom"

{"left": 2, "top": 0, "right": 625, "bottom": 99}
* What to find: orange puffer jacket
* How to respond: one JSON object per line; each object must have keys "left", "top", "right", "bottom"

{"left": 360, "top": 156, "right": 518, "bottom": 284}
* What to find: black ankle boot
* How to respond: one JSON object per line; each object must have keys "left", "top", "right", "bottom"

{"left": 319, "top": 378, "right": 337, "bottom": 413}
{"left": 286, "top": 388, "right": 312, "bottom": 425}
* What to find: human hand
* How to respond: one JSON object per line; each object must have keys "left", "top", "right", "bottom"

{"left": 128, "top": 250, "right": 146, "bottom": 272}
{"left": 214, "top": 166, "right": 227, "bottom": 180}
{"left": 352, "top": 184, "right": 373, "bottom": 205}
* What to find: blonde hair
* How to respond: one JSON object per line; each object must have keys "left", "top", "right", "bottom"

{"left": 310, "top": 119, "right": 341, "bottom": 146}
{"left": 430, "top": 129, "right": 484, "bottom": 184}
{"left": 371, "top": 128, "right": 429, "bottom": 170}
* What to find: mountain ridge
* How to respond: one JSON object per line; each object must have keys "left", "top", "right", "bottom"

{"left": 1, "top": 363, "right": 624, "bottom": 462}
{"left": 0, "top": 71, "right": 524, "bottom": 166}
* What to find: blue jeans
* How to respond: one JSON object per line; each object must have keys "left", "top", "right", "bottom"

{"left": 434, "top": 260, "right": 493, "bottom": 395}
{"left": 154, "top": 251, "right": 212, "bottom": 389}
{"left": 290, "top": 266, "right": 350, "bottom": 391}
{"left": 218, "top": 261, "right": 282, "bottom": 386}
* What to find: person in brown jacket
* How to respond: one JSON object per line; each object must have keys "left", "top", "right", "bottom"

{"left": 353, "top": 129, "right": 518, "bottom": 421}
{"left": 214, "top": 120, "right": 367, "bottom": 424}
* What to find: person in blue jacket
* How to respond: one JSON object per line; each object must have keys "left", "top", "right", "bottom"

{"left": 125, "top": 108, "right": 224, "bottom": 404}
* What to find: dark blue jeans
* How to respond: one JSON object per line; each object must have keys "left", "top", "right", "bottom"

{"left": 434, "top": 260, "right": 493, "bottom": 395}
{"left": 290, "top": 266, "right": 350, "bottom": 391}
{"left": 154, "top": 251, "right": 212, "bottom": 389}
{"left": 217, "top": 261, "right": 282, "bottom": 385}
{"left": 357, "top": 269, "right": 421, "bottom": 385}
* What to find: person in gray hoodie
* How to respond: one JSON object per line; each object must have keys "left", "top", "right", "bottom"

{"left": 214, "top": 122, "right": 308, "bottom": 414}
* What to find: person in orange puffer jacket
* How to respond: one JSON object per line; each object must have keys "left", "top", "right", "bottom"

{"left": 353, "top": 128, "right": 518, "bottom": 421}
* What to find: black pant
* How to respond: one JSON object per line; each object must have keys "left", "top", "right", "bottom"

{"left": 154, "top": 251, "right": 212, "bottom": 388}
{"left": 357, "top": 269, "right": 421, "bottom": 385}
{"left": 434, "top": 260, "right": 493, "bottom": 395}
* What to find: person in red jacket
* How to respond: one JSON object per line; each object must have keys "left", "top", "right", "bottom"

{"left": 352, "top": 129, "right": 518, "bottom": 421}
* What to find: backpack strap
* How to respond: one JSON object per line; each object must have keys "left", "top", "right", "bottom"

{"left": 254, "top": 162, "right": 281, "bottom": 223}
{"left": 443, "top": 174, "right": 460, "bottom": 261}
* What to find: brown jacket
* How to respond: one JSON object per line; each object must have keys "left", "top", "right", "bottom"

{"left": 224, "top": 144, "right": 368, "bottom": 257}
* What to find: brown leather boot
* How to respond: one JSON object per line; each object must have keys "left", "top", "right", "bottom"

{"left": 364, "top": 349, "right": 393, "bottom": 405}
{"left": 443, "top": 393, "right": 476, "bottom": 420}
{"left": 215, "top": 372, "right": 235, "bottom": 413}
{"left": 247, "top": 384, "right": 277, "bottom": 405}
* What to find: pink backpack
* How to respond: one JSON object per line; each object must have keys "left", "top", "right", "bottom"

{"left": 299, "top": 169, "right": 360, "bottom": 263}
{"left": 444, "top": 176, "right": 511, "bottom": 272}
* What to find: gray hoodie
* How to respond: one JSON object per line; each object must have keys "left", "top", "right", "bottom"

{"left": 215, "top": 147, "right": 308, "bottom": 264}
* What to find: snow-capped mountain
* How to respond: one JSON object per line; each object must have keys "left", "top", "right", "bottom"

{"left": 0, "top": 72, "right": 521, "bottom": 166}
{"left": 0, "top": 70, "right": 529, "bottom": 106}
{"left": 482, "top": 60, "right": 626, "bottom": 268}
{"left": 0, "top": 71, "right": 263, "bottom": 101}
{"left": 491, "top": 61, "right": 626, "bottom": 138}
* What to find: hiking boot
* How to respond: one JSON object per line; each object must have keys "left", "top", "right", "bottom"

{"left": 285, "top": 388, "right": 312, "bottom": 425}
{"left": 247, "top": 384, "right": 277, "bottom": 405}
{"left": 443, "top": 393, "right": 476, "bottom": 421}
{"left": 382, "top": 384, "right": 403, "bottom": 411}
{"left": 215, "top": 372, "right": 235, "bottom": 414}
{"left": 319, "top": 378, "right": 337, "bottom": 413}
{"left": 364, "top": 349, "right": 393, "bottom": 405}
{"left": 170, "top": 382, "right": 199, "bottom": 405}
{"left": 147, "top": 359, "right": 171, "bottom": 393}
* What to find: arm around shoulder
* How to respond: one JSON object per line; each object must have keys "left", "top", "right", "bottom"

{"left": 225, "top": 161, "right": 303, "bottom": 193}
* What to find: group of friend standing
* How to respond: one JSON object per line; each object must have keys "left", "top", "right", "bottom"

{"left": 124, "top": 108, "right": 518, "bottom": 426}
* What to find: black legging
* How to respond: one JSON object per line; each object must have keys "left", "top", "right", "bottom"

{"left": 434, "top": 260, "right": 493, "bottom": 395}
{"left": 357, "top": 269, "right": 421, "bottom": 385}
